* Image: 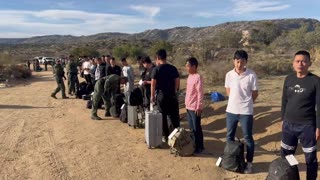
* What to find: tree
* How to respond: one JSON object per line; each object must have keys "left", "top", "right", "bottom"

{"left": 216, "top": 30, "right": 242, "bottom": 48}
{"left": 112, "top": 44, "right": 144, "bottom": 59}
{"left": 250, "top": 23, "right": 282, "bottom": 46}
{"left": 149, "top": 40, "right": 173, "bottom": 56}
{"left": 70, "top": 47, "right": 100, "bottom": 57}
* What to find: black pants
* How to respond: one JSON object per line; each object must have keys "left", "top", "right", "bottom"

{"left": 156, "top": 91, "right": 180, "bottom": 137}
{"left": 281, "top": 121, "right": 318, "bottom": 180}
{"left": 84, "top": 74, "right": 92, "bottom": 84}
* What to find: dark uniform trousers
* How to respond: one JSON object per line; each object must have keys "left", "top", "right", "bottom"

{"left": 68, "top": 73, "right": 79, "bottom": 94}
{"left": 281, "top": 120, "right": 318, "bottom": 180}
{"left": 52, "top": 77, "right": 66, "bottom": 97}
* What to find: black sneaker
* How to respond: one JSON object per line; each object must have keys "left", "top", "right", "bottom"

{"left": 62, "top": 96, "right": 69, "bottom": 99}
{"left": 51, "top": 94, "right": 57, "bottom": 99}
{"left": 91, "top": 115, "right": 102, "bottom": 120}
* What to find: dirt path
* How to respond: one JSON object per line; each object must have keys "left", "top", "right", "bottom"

{"left": 0, "top": 65, "right": 319, "bottom": 180}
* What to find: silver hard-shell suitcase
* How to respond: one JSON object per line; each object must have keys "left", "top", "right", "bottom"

{"left": 145, "top": 110, "right": 162, "bottom": 148}
{"left": 128, "top": 105, "right": 138, "bottom": 128}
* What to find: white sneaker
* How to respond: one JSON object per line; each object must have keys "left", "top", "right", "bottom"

{"left": 244, "top": 162, "right": 253, "bottom": 174}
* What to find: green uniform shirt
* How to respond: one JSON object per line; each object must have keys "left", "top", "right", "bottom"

{"left": 66, "top": 61, "right": 78, "bottom": 74}
{"left": 104, "top": 74, "right": 120, "bottom": 93}
{"left": 53, "top": 64, "right": 64, "bottom": 78}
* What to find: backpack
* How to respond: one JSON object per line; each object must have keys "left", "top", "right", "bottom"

{"left": 76, "top": 81, "right": 87, "bottom": 99}
{"left": 211, "top": 92, "right": 225, "bottom": 102}
{"left": 119, "top": 104, "right": 128, "bottom": 123}
{"left": 266, "top": 157, "right": 300, "bottom": 180}
{"left": 168, "top": 128, "right": 195, "bottom": 157}
{"left": 221, "top": 140, "right": 246, "bottom": 173}
{"left": 129, "top": 87, "right": 143, "bottom": 106}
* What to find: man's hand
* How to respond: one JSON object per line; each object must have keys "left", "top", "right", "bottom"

{"left": 196, "top": 109, "right": 202, "bottom": 117}
{"left": 151, "top": 95, "right": 155, "bottom": 104}
{"left": 316, "top": 128, "right": 320, "bottom": 141}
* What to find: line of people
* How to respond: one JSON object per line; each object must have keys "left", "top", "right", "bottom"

{"left": 49, "top": 49, "right": 319, "bottom": 179}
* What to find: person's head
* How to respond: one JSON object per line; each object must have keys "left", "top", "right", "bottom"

{"left": 293, "top": 50, "right": 311, "bottom": 75}
{"left": 233, "top": 50, "right": 248, "bottom": 73}
{"left": 120, "top": 76, "right": 128, "bottom": 84}
{"left": 106, "top": 55, "right": 111, "bottom": 64}
{"left": 69, "top": 55, "right": 75, "bottom": 61}
{"left": 95, "top": 57, "right": 102, "bottom": 64}
{"left": 110, "top": 57, "right": 116, "bottom": 67}
{"left": 121, "top": 57, "right": 128, "bottom": 66}
{"left": 142, "top": 56, "right": 152, "bottom": 68}
{"left": 56, "top": 59, "right": 61, "bottom": 64}
{"left": 90, "top": 58, "right": 96, "bottom": 65}
{"left": 185, "top": 57, "right": 198, "bottom": 74}
{"left": 156, "top": 49, "right": 167, "bottom": 61}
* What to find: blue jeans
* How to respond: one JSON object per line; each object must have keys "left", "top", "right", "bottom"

{"left": 226, "top": 112, "right": 254, "bottom": 163}
{"left": 187, "top": 110, "right": 204, "bottom": 151}
{"left": 281, "top": 121, "right": 318, "bottom": 180}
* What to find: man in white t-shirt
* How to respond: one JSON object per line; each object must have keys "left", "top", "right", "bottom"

{"left": 82, "top": 56, "right": 92, "bottom": 84}
{"left": 224, "top": 50, "right": 258, "bottom": 174}
{"left": 121, "top": 57, "right": 134, "bottom": 94}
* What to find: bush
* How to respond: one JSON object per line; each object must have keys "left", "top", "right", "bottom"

{"left": 0, "top": 64, "right": 32, "bottom": 79}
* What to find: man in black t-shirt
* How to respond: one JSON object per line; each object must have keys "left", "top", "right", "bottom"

{"left": 151, "top": 49, "right": 180, "bottom": 141}
{"left": 281, "top": 50, "right": 320, "bottom": 180}
{"left": 141, "top": 56, "right": 155, "bottom": 109}
{"left": 107, "top": 57, "right": 122, "bottom": 76}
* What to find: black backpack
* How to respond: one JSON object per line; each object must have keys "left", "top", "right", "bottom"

{"left": 119, "top": 104, "right": 127, "bottom": 123}
{"left": 221, "top": 140, "right": 246, "bottom": 173}
{"left": 129, "top": 87, "right": 143, "bottom": 106}
{"left": 77, "top": 81, "right": 87, "bottom": 99}
{"left": 266, "top": 157, "right": 300, "bottom": 180}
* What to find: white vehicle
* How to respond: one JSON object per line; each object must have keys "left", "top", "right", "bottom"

{"left": 40, "top": 57, "right": 55, "bottom": 64}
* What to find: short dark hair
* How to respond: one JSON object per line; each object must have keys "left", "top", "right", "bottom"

{"left": 156, "top": 49, "right": 167, "bottom": 60}
{"left": 121, "top": 57, "right": 126, "bottom": 62}
{"left": 111, "top": 57, "right": 115, "bottom": 61}
{"left": 137, "top": 56, "right": 142, "bottom": 60}
{"left": 106, "top": 55, "right": 111, "bottom": 58}
{"left": 295, "top": 50, "right": 310, "bottom": 61}
{"left": 186, "top": 57, "right": 198, "bottom": 68}
{"left": 234, "top": 50, "right": 248, "bottom": 61}
{"left": 142, "top": 56, "right": 152, "bottom": 64}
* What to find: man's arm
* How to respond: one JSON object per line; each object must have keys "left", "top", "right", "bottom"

{"left": 151, "top": 79, "right": 156, "bottom": 103}
{"left": 175, "top": 77, "right": 180, "bottom": 93}
{"left": 315, "top": 78, "right": 320, "bottom": 140}
{"left": 252, "top": 90, "right": 258, "bottom": 103}
{"left": 226, "top": 88, "right": 230, "bottom": 96}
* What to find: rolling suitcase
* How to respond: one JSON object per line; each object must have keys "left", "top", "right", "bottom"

{"left": 145, "top": 109, "right": 162, "bottom": 148}
{"left": 128, "top": 105, "right": 138, "bottom": 128}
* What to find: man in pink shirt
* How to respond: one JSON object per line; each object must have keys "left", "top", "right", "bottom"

{"left": 185, "top": 57, "right": 204, "bottom": 154}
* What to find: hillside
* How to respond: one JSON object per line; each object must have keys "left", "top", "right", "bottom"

{"left": 0, "top": 18, "right": 319, "bottom": 44}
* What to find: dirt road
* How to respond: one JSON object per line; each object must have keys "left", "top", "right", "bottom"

{"left": 0, "top": 67, "right": 319, "bottom": 180}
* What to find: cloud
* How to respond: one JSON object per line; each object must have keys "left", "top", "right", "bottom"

{"left": 0, "top": 9, "right": 158, "bottom": 38}
{"left": 129, "top": 5, "right": 160, "bottom": 18}
{"left": 56, "top": 1, "right": 76, "bottom": 9}
{"left": 195, "top": 12, "right": 226, "bottom": 18}
{"left": 232, "top": 0, "right": 290, "bottom": 14}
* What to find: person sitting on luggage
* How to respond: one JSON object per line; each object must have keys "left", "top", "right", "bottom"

{"left": 141, "top": 56, "right": 155, "bottom": 109}
{"left": 91, "top": 74, "right": 128, "bottom": 120}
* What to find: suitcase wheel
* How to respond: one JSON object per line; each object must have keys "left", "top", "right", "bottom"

{"left": 133, "top": 125, "right": 136, "bottom": 129}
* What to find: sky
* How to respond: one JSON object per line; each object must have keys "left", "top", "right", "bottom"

{"left": 0, "top": 0, "right": 319, "bottom": 38}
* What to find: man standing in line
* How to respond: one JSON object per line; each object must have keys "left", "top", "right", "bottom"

{"left": 91, "top": 74, "right": 127, "bottom": 120}
{"left": 141, "top": 56, "right": 155, "bottom": 109}
{"left": 185, "top": 57, "right": 205, "bottom": 154}
{"left": 224, "top": 50, "right": 258, "bottom": 174}
{"left": 121, "top": 57, "right": 135, "bottom": 94}
{"left": 51, "top": 59, "right": 68, "bottom": 99}
{"left": 66, "top": 55, "right": 79, "bottom": 96}
{"left": 82, "top": 56, "right": 92, "bottom": 84}
{"left": 281, "top": 50, "right": 319, "bottom": 180}
{"left": 151, "top": 49, "right": 180, "bottom": 142}
{"left": 107, "top": 57, "right": 122, "bottom": 76}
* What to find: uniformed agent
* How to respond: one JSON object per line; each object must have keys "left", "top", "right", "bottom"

{"left": 51, "top": 59, "right": 69, "bottom": 99}
{"left": 66, "top": 55, "right": 79, "bottom": 96}
{"left": 91, "top": 74, "right": 127, "bottom": 120}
